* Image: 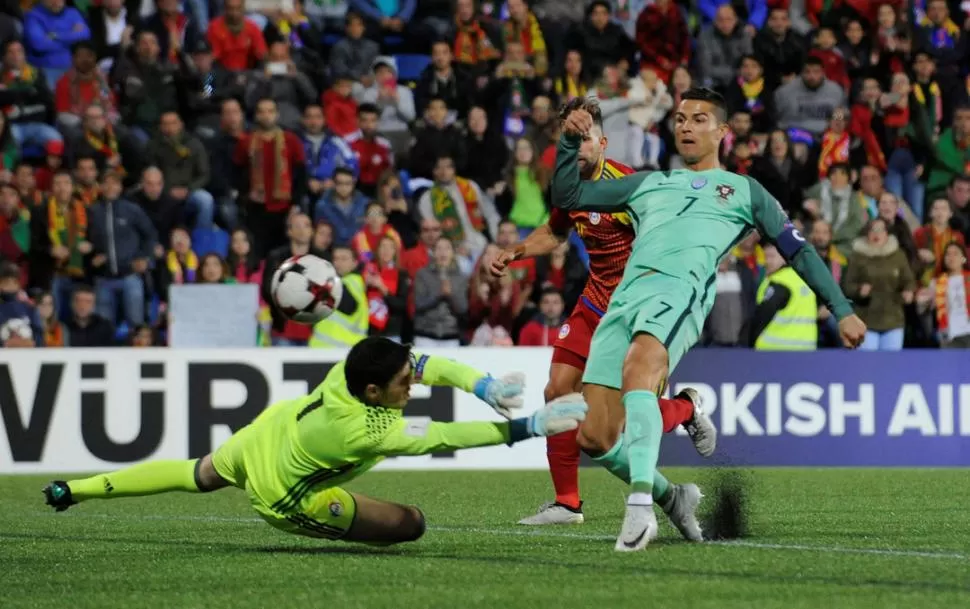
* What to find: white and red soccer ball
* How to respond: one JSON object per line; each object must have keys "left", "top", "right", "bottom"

{"left": 270, "top": 254, "right": 343, "bottom": 325}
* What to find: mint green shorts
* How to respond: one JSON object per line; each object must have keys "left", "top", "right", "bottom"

{"left": 582, "top": 272, "right": 704, "bottom": 390}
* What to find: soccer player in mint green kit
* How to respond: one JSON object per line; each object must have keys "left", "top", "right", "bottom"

{"left": 552, "top": 88, "right": 868, "bottom": 552}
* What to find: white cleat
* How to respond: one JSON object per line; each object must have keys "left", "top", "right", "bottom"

{"left": 614, "top": 503, "right": 659, "bottom": 552}
{"left": 660, "top": 483, "right": 704, "bottom": 542}
{"left": 518, "top": 501, "right": 585, "bottom": 525}
{"left": 679, "top": 388, "right": 717, "bottom": 457}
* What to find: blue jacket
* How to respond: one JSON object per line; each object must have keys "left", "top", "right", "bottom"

{"left": 303, "top": 133, "right": 360, "bottom": 182}
{"left": 698, "top": 0, "right": 767, "bottom": 29}
{"left": 314, "top": 190, "right": 370, "bottom": 246}
{"left": 348, "top": 0, "right": 416, "bottom": 22}
{"left": 87, "top": 198, "right": 158, "bottom": 278}
{"left": 0, "top": 293, "right": 43, "bottom": 347}
{"left": 24, "top": 5, "right": 91, "bottom": 70}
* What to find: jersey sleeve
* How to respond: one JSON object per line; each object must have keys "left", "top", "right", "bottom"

{"left": 551, "top": 134, "right": 647, "bottom": 212}
{"left": 410, "top": 352, "right": 483, "bottom": 395}
{"left": 374, "top": 419, "right": 511, "bottom": 457}
{"left": 746, "top": 176, "right": 854, "bottom": 320}
{"left": 547, "top": 208, "right": 572, "bottom": 237}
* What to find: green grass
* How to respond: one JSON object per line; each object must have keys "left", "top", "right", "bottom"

{"left": 2, "top": 469, "right": 969, "bottom": 609}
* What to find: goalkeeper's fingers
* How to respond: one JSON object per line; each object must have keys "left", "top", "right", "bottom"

{"left": 498, "top": 372, "right": 526, "bottom": 395}
{"left": 544, "top": 417, "right": 581, "bottom": 435}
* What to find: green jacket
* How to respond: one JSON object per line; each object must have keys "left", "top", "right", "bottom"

{"left": 927, "top": 128, "right": 970, "bottom": 195}
{"left": 842, "top": 235, "right": 916, "bottom": 332}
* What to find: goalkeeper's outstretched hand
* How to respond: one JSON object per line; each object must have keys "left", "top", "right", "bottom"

{"left": 527, "top": 393, "right": 588, "bottom": 436}
{"left": 474, "top": 373, "right": 527, "bottom": 419}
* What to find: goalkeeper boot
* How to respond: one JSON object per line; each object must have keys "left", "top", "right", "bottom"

{"left": 679, "top": 388, "right": 717, "bottom": 457}
{"left": 43, "top": 481, "right": 76, "bottom": 512}
{"left": 659, "top": 483, "right": 704, "bottom": 542}
{"left": 614, "top": 501, "right": 658, "bottom": 552}
{"left": 518, "top": 501, "right": 584, "bottom": 525}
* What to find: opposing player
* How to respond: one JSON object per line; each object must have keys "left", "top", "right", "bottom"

{"left": 552, "top": 88, "right": 867, "bottom": 551}
{"left": 43, "top": 338, "right": 587, "bottom": 546}
{"left": 489, "top": 99, "right": 716, "bottom": 529}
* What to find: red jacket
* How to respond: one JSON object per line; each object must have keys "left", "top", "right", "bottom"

{"left": 346, "top": 131, "right": 393, "bottom": 187}
{"left": 401, "top": 244, "right": 431, "bottom": 317}
{"left": 518, "top": 319, "right": 561, "bottom": 346}
{"left": 636, "top": 2, "right": 690, "bottom": 83}
{"left": 809, "top": 49, "right": 850, "bottom": 91}
{"left": 322, "top": 90, "right": 358, "bottom": 138}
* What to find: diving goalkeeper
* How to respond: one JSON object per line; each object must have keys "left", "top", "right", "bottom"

{"left": 43, "top": 337, "right": 587, "bottom": 546}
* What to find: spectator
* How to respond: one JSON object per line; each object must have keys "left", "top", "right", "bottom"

{"left": 533, "top": 239, "right": 586, "bottom": 313}
{"left": 843, "top": 217, "right": 916, "bottom": 351}
{"left": 305, "top": 0, "right": 349, "bottom": 32}
{"left": 24, "top": 0, "right": 91, "bottom": 88}
{"left": 261, "top": 212, "right": 326, "bottom": 345}
{"left": 128, "top": 324, "right": 156, "bottom": 346}
{"left": 0, "top": 262, "right": 36, "bottom": 343}
{"left": 355, "top": 56, "right": 416, "bottom": 150}
{"left": 877, "top": 191, "right": 919, "bottom": 268}
{"left": 73, "top": 155, "right": 101, "bottom": 207}
{"left": 345, "top": 102, "right": 392, "bottom": 197}
{"left": 409, "top": 97, "right": 466, "bottom": 180}
{"left": 232, "top": 98, "right": 306, "bottom": 257}
{"left": 524, "top": 95, "right": 556, "bottom": 155}
{"left": 31, "top": 146, "right": 63, "bottom": 194}
{"left": 462, "top": 105, "right": 508, "bottom": 196}
{"left": 468, "top": 243, "right": 520, "bottom": 343}
{"left": 724, "top": 54, "right": 775, "bottom": 136}
{"left": 774, "top": 56, "right": 846, "bottom": 139}
{"left": 185, "top": 39, "right": 245, "bottom": 139}
{"left": 752, "top": 8, "right": 805, "bottom": 89}
{"left": 206, "top": 0, "right": 268, "bottom": 73}
{"left": 64, "top": 283, "right": 115, "bottom": 346}
{"left": 348, "top": 0, "right": 414, "bottom": 40}
{"left": 915, "top": 0, "right": 967, "bottom": 87}
{"left": 0, "top": 113, "right": 18, "bottom": 175}
{"left": 881, "top": 72, "right": 931, "bottom": 222}
{"left": 54, "top": 42, "right": 118, "bottom": 136}
{"left": 451, "top": 0, "right": 501, "bottom": 77}
{"left": 911, "top": 51, "right": 944, "bottom": 143}
{"left": 809, "top": 218, "right": 847, "bottom": 285}
{"left": 245, "top": 42, "right": 317, "bottom": 132}
{"left": 322, "top": 76, "right": 358, "bottom": 137}
{"left": 400, "top": 216, "right": 441, "bottom": 281}
{"left": 313, "top": 219, "right": 334, "bottom": 260}
{"left": 947, "top": 176, "right": 970, "bottom": 240}
{"left": 914, "top": 198, "right": 967, "bottom": 280}
{"left": 750, "top": 129, "right": 807, "bottom": 215}
{"left": 496, "top": 138, "right": 549, "bottom": 229}
{"left": 870, "top": 2, "right": 910, "bottom": 77}
{"left": 517, "top": 286, "right": 564, "bottom": 346}
{"left": 418, "top": 154, "right": 499, "bottom": 263}
{"left": 747, "top": 242, "right": 818, "bottom": 350}
{"left": 0, "top": 184, "right": 29, "bottom": 275}
{"left": 307, "top": 243, "right": 369, "bottom": 348}
{"left": 302, "top": 103, "right": 358, "bottom": 204}
{"left": 207, "top": 98, "right": 245, "bottom": 228}
{"left": 487, "top": 40, "right": 540, "bottom": 140}
{"left": 196, "top": 253, "right": 232, "bottom": 284}
{"left": 410, "top": 0, "right": 454, "bottom": 46}
{"left": 816, "top": 107, "right": 851, "bottom": 179}
{"left": 376, "top": 170, "right": 417, "bottom": 248}
{"left": 69, "top": 104, "right": 135, "bottom": 182}
{"left": 29, "top": 171, "right": 88, "bottom": 321}
{"left": 553, "top": 49, "right": 588, "bottom": 104}
{"left": 415, "top": 40, "right": 472, "bottom": 121}
{"left": 146, "top": 112, "right": 214, "bottom": 231}
{"left": 856, "top": 164, "right": 891, "bottom": 219}
{"left": 112, "top": 31, "right": 185, "bottom": 143}
{"left": 351, "top": 200, "right": 402, "bottom": 263}
{"left": 635, "top": 0, "right": 690, "bottom": 85}
{"left": 88, "top": 0, "right": 136, "bottom": 70}
{"left": 703, "top": 254, "right": 757, "bottom": 347}
{"left": 587, "top": 65, "right": 638, "bottom": 168}
{"left": 628, "top": 67, "right": 673, "bottom": 170}
{"left": 808, "top": 26, "right": 850, "bottom": 92}
{"left": 413, "top": 236, "right": 468, "bottom": 348}
{"left": 849, "top": 77, "right": 889, "bottom": 174}
{"left": 159, "top": 226, "right": 199, "bottom": 291}
{"left": 313, "top": 166, "right": 369, "bottom": 247}
{"left": 803, "top": 163, "right": 867, "bottom": 257}
{"left": 87, "top": 171, "right": 157, "bottom": 327}
{"left": 838, "top": 18, "right": 871, "bottom": 84}
{"left": 132, "top": 166, "right": 182, "bottom": 251}
{"left": 503, "top": 0, "right": 548, "bottom": 77}
{"left": 567, "top": 1, "right": 633, "bottom": 80}
{"left": 492, "top": 218, "right": 535, "bottom": 315}
{"left": 261, "top": 0, "right": 325, "bottom": 89}
{"left": 1, "top": 40, "right": 61, "bottom": 151}
{"left": 697, "top": 4, "right": 753, "bottom": 92}
{"left": 920, "top": 241, "right": 970, "bottom": 348}
{"left": 328, "top": 12, "right": 379, "bottom": 85}
{"left": 226, "top": 227, "right": 264, "bottom": 286}
{"left": 363, "top": 235, "right": 408, "bottom": 341}
{"left": 926, "top": 105, "right": 970, "bottom": 200}
{"left": 34, "top": 290, "right": 65, "bottom": 346}
{"left": 140, "top": 0, "right": 200, "bottom": 66}
{"left": 699, "top": 0, "right": 767, "bottom": 31}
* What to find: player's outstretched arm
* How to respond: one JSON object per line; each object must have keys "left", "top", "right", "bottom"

{"left": 489, "top": 222, "right": 566, "bottom": 277}
{"left": 411, "top": 353, "right": 525, "bottom": 418}
{"left": 551, "top": 133, "right": 645, "bottom": 212}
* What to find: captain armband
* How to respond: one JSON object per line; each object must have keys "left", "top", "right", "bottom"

{"left": 775, "top": 223, "right": 808, "bottom": 260}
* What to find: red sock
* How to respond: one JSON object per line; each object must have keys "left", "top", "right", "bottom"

{"left": 546, "top": 429, "right": 581, "bottom": 510}
{"left": 658, "top": 397, "right": 695, "bottom": 433}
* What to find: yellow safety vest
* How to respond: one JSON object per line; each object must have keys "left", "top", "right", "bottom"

{"left": 308, "top": 273, "right": 368, "bottom": 349}
{"left": 755, "top": 266, "right": 818, "bottom": 351}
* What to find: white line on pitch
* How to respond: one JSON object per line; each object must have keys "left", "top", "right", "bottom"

{"left": 26, "top": 512, "right": 968, "bottom": 561}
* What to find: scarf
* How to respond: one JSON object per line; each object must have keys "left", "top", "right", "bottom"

{"left": 914, "top": 82, "right": 942, "bottom": 131}
{"left": 277, "top": 15, "right": 309, "bottom": 50}
{"left": 162, "top": 13, "right": 189, "bottom": 62}
{"left": 353, "top": 225, "right": 401, "bottom": 263}
{"left": 44, "top": 321, "right": 65, "bottom": 347}
{"left": 740, "top": 77, "right": 765, "bottom": 113}
{"left": 85, "top": 126, "right": 125, "bottom": 177}
{"left": 75, "top": 185, "right": 100, "bottom": 208}
{"left": 555, "top": 75, "right": 587, "bottom": 102}
{"left": 883, "top": 104, "right": 909, "bottom": 129}
{"left": 1, "top": 65, "right": 37, "bottom": 116}
{"left": 47, "top": 197, "right": 86, "bottom": 277}
{"left": 824, "top": 244, "right": 847, "bottom": 284}
{"left": 920, "top": 17, "right": 960, "bottom": 49}
{"left": 0, "top": 205, "right": 30, "bottom": 253}
{"left": 430, "top": 177, "right": 483, "bottom": 243}
{"left": 453, "top": 17, "right": 500, "bottom": 65}
{"left": 503, "top": 12, "right": 547, "bottom": 76}
{"left": 249, "top": 129, "right": 292, "bottom": 202}
{"left": 820, "top": 181, "right": 852, "bottom": 232}
{"left": 166, "top": 250, "right": 198, "bottom": 284}
{"left": 818, "top": 130, "right": 850, "bottom": 177}
{"left": 504, "top": 77, "right": 530, "bottom": 136}
{"left": 364, "top": 261, "right": 399, "bottom": 331}
{"left": 934, "top": 271, "right": 970, "bottom": 334}
{"left": 66, "top": 69, "right": 113, "bottom": 117}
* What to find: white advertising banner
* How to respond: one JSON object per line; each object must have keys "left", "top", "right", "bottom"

{"left": 168, "top": 284, "right": 259, "bottom": 348}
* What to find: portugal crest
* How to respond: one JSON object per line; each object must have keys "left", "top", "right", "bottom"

{"left": 715, "top": 184, "right": 735, "bottom": 201}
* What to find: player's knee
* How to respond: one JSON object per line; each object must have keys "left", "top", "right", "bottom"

{"left": 577, "top": 423, "right": 618, "bottom": 456}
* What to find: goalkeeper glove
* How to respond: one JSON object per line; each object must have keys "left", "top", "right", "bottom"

{"left": 508, "top": 393, "right": 588, "bottom": 443}
{"left": 473, "top": 372, "right": 526, "bottom": 419}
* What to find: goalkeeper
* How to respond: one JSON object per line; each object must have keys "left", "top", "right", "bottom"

{"left": 44, "top": 337, "right": 586, "bottom": 546}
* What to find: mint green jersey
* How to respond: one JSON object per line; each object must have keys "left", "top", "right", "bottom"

{"left": 551, "top": 133, "right": 853, "bottom": 320}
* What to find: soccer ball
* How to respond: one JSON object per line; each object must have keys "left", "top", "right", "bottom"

{"left": 271, "top": 255, "right": 343, "bottom": 325}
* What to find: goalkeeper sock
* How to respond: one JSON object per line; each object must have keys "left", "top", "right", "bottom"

{"left": 67, "top": 459, "right": 201, "bottom": 502}
{"left": 546, "top": 429, "right": 582, "bottom": 510}
{"left": 624, "top": 390, "right": 663, "bottom": 496}
{"left": 593, "top": 437, "right": 670, "bottom": 502}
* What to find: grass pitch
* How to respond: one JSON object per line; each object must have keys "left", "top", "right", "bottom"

{"left": 2, "top": 468, "right": 968, "bottom": 609}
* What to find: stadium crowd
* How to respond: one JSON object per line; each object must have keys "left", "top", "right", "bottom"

{"left": 0, "top": 0, "right": 969, "bottom": 349}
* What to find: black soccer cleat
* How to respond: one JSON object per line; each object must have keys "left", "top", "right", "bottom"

{"left": 43, "top": 481, "right": 76, "bottom": 512}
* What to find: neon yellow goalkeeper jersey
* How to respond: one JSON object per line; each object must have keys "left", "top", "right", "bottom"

{"left": 217, "top": 353, "right": 511, "bottom": 511}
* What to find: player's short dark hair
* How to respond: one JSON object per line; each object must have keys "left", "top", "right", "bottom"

{"left": 804, "top": 55, "right": 824, "bottom": 69}
{"left": 71, "top": 40, "right": 96, "bottom": 56}
{"left": 681, "top": 87, "right": 728, "bottom": 123}
{"left": 950, "top": 175, "right": 970, "bottom": 188}
{"left": 345, "top": 337, "right": 412, "bottom": 401}
{"left": 345, "top": 11, "right": 364, "bottom": 25}
{"left": 74, "top": 154, "right": 97, "bottom": 167}
{"left": 539, "top": 286, "right": 564, "bottom": 301}
{"left": 829, "top": 162, "right": 851, "bottom": 177}
{"left": 0, "top": 260, "right": 19, "bottom": 281}
{"left": 737, "top": 54, "right": 762, "bottom": 69}
{"left": 72, "top": 283, "right": 95, "bottom": 297}
{"left": 357, "top": 102, "right": 380, "bottom": 117}
{"left": 558, "top": 97, "right": 604, "bottom": 130}
{"left": 430, "top": 39, "right": 451, "bottom": 51}
{"left": 427, "top": 96, "right": 449, "bottom": 108}
{"left": 333, "top": 167, "right": 355, "bottom": 180}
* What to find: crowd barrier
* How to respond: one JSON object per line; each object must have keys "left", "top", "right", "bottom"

{"left": 1, "top": 348, "right": 968, "bottom": 473}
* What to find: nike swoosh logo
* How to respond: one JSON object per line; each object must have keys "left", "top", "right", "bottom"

{"left": 622, "top": 528, "right": 648, "bottom": 549}
{"left": 658, "top": 182, "right": 678, "bottom": 186}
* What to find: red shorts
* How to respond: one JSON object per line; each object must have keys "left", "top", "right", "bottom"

{"left": 551, "top": 298, "right": 603, "bottom": 371}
